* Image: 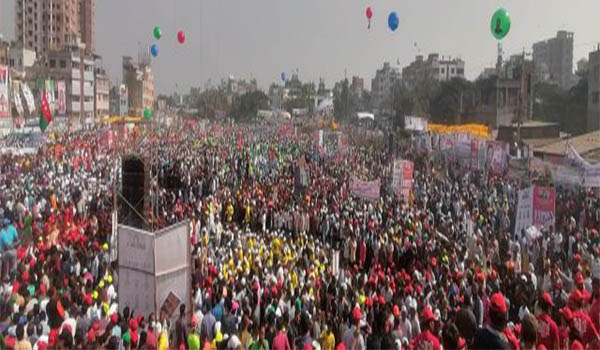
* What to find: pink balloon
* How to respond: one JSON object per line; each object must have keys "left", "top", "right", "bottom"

{"left": 366, "top": 7, "right": 372, "bottom": 20}
{"left": 177, "top": 30, "right": 185, "bottom": 44}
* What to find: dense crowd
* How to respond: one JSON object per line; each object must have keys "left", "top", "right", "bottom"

{"left": 0, "top": 122, "right": 599, "bottom": 350}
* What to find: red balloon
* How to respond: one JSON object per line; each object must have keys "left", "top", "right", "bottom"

{"left": 177, "top": 30, "right": 185, "bottom": 44}
{"left": 366, "top": 7, "right": 372, "bottom": 20}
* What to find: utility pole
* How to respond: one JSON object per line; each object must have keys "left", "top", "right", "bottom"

{"left": 517, "top": 48, "right": 531, "bottom": 147}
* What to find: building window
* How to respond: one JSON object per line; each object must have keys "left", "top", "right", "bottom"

{"left": 441, "top": 68, "right": 445, "bottom": 74}
{"left": 9, "top": 59, "right": 14, "bottom": 67}
{"left": 457, "top": 68, "right": 464, "bottom": 74}
{"left": 49, "top": 59, "right": 56, "bottom": 68}
{"left": 451, "top": 68, "right": 455, "bottom": 74}
{"left": 593, "top": 91, "right": 600, "bottom": 104}
{"left": 60, "top": 60, "right": 66, "bottom": 68}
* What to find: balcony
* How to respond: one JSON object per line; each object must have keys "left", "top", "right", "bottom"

{"left": 71, "top": 101, "right": 81, "bottom": 112}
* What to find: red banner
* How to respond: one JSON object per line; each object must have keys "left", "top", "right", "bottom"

{"left": 532, "top": 186, "right": 556, "bottom": 229}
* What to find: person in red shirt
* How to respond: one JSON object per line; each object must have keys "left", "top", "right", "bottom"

{"left": 569, "top": 289, "right": 600, "bottom": 348}
{"left": 272, "top": 322, "right": 291, "bottom": 350}
{"left": 574, "top": 272, "right": 592, "bottom": 306}
{"left": 410, "top": 306, "right": 441, "bottom": 350}
{"left": 537, "top": 292, "right": 560, "bottom": 350}
{"left": 589, "top": 277, "right": 600, "bottom": 330}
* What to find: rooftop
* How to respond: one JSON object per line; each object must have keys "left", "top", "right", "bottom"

{"left": 534, "top": 130, "right": 600, "bottom": 162}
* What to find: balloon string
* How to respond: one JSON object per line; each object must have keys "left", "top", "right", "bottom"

{"left": 368, "top": 20, "right": 371, "bottom": 30}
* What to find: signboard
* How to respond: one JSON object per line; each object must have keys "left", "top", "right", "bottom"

{"left": 13, "top": 84, "right": 24, "bottom": 116}
{"left": 583, "top": 166, "right": 600, "bottom": 188}
{"left": 21, "top": 83, "right": 35, "bottom": 114}
{"left": 349, "top": 177, "right": 380, "bottom": 201}
{"left": 0, "top": 66, "right": 8, "bottom": 118}
{"left": 118, "top": 225, "right": 155, "bottom": 273}
{"left": 486, "top": 141, "right": 508, "bottom": 175}
{"left": 532, "top": 186, "right": 556, "bottom": 230}
{"left": 552, "top": 165, "right": 583, "bottom": 187}
{"left": 404, "top": 116, "right": 428, "bottom": 131}
{"left": 57, "top": 81, "right": 66, "bottom": 115}
{"left": 514, "top": 187, "right": 534, "bottom": 237}
{"left": 456, "top": 133, "right": 471, "bottom": 166}
{"left": 392, "top": 159, "right": 414, "bottom": 197}
{"left": 160, "top": 291, "right": 181, "bottom": 319}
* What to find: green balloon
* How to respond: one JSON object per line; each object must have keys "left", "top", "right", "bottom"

{"left": 153, "top": 26, "right": 162, "bottom": 40}
{"left": 490, "top": 8, "right": 511, "bottom": 40}
{"left": 143, "top": 108, "right": 152, "bottom": 119}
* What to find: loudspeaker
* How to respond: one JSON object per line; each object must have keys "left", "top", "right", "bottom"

{"left": 120, "top": 155, "right": 148, "bottom": 229}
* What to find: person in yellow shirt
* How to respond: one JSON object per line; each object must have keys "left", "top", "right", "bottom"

{"left": 320, "top": 324, "right": 335, "bottom": 350}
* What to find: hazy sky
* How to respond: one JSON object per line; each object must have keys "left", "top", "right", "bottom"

{"left": 1, "top": 0, "right": 599, "bottom": 94}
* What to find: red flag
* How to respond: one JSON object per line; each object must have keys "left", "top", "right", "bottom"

{"left": 41, "top": 88, "right": 52, "bottom": 123}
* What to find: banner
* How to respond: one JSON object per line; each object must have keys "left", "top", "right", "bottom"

{"left": 470, "top": 139, "right": 487, "bottom": 170}
{"left": 0, "top": 66, "right": 8, "bottom": 118}
{"left": 486, "top": 141, "right": 508, "bottom": 175}
{"left": 349, "top": 177, "right": 380, "bottom": 201}
{"left": 45, "top": 79, "right": 56, "bottom": 114}
{"left": 393, "top": 159, "right": 414, "bottom": 197}
{"left": 13, "top": 84, "right": 24, "bottom": 116}
{"left": 404, "top": 116, "right": 428, "bottom": 131}
{"left": 427, "top": 123, "right": 491, "bottom": 138}
{"left": 57, "top": 80, "right": 66, "bottom": 115}
{"left": 565, "top": 143, "right": 591, "bottom": 169}
{"left": 552, "top": 165, "right": 583, "bottom": 187}
{"left": 514, "top": 187, "right": 534, "bottom": 237}
{"left": 21, "top": 83, "right": 35, "bottom": 113}
{"left": 456, "top": 133, "right": 471, "bottom": 166}
{"left": 532, "top": 186, "right": 555, "bottom": 230}
{"left": 583, "top": 166, "right": 600, "bottom": 188}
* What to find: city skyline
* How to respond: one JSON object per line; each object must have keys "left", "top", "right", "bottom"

{"left": 1, "top": 0, "right": 599, "bottom": 94}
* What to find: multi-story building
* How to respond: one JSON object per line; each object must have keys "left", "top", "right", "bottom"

{"left": 110, "top": 84, "right": 128, "bottom": 116}
{"left": 94, "top": 57, "right": 109, "bottom": 120}
{"left": 25, "top": 43, "right": 95, "bottom": 126}
{"left": 123, "top": 56, "right": 154, "bottom": 116}
{"left": 15, "top": 0, "right": 83, "bottom": 57}
{"left": 15, "top": 0, "right": 95, "bottom": 57}
{"left": 588, "top": 47, "right": 600, "bottom": 132}
{"left": 350, "top": 76, "right": 364, "bottom": 98}
{"left": 371, "top": 62, "right": 400, "bottom": 113}
{"left": 532, "top": 31, "right": 574, "bottom": 89}
{"left": 80, "top": 0, "right": 95, "bottom": 55}
{"left": 402, "top": 54, "right": 465, "bottom": 88}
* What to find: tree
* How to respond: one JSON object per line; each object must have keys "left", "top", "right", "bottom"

{"left": 565, "top": 71, "right": 588, "bottom": 135}
{"left": 231, "top": 90, "right": 269, "bottom": 121}
{"left": 389, "top": 81, "right": 414, "bottom": 128}
{"left": 194, "top": 87, "right": 230, "bottom": 119}
{"left": 430, "top": 77, "right": 478, "bottom": 124}
{"left": 533, "top": 82, "right": 567, "bottom": 128}
{"left": 333, "top": 78, "right": 356, "bottom": 121}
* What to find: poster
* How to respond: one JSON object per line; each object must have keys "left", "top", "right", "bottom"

{"left": 456, "top": 133, "right": 471, "bottom": 166}
{"left": 514, "top": 187, "right": 533, "bottom": 237}
{"left": 21, "top": 83, "right": 35, "bottom": 113}
{"left": 349, "top": 177, "right": 380, "bottom": 201}
{"left": 0, "top": 66, "right": 8, "bottom": 118}
{"left": 13, "top": 84, "right": 24, "bottom": 116}
{"left": 57, "top": 80, "right": 66, "bottom": 115}
{"left": 45, "top": 79, "right": 56, "bottom": 114}
{"left": 532, "top": 186, "right": 556, "bottom": 230}
{"left": 583, "top": 166, "right": 600, "bottom": 188}
{"left": 393, "top": 159, "right": 414, "bottom": 197}
{"left": 486, "top": 141, "right": 508, "bottom": 175}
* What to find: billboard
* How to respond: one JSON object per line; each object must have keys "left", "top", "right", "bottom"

{"left": 0, "top": 66, "right": 8, "bottom": 118}
{"left": 57, "top": 81, "right": 66, "bottom": 115}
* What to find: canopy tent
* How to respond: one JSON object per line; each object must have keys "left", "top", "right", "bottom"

{"left": 357, "top": 112, "right": 375, "bottom": 121}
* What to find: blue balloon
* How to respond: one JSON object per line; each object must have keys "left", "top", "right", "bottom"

{"left": 388, "top": 12, "right": 399, "bottom": 31}
{"left": 281, "top": 72, "right": 285, "bottom": 82}
{"left": 150, "top": 44, "right": 159, "bottom": 57}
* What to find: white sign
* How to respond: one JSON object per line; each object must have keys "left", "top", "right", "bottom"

{"left": 514, "top": 187, "right": 534, "bottom": 237}
{"left": 118, "top": 225, "right": 155, "bottom": 273}
{"left": 404, "top": 116, "right": 428, "bottom": 131}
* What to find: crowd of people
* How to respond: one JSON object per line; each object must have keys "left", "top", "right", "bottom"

{"left": 0, "top": 122, "right": 599, "bottom": 350}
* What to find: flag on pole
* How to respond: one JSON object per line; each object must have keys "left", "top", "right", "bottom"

{"left": 39, "top": 88, "right": 52, "bottom": 132}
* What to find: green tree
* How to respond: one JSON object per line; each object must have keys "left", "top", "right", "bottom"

{"left": 194, "top": 87, "right": 230, "bottom": 119}
{"left": 389, "top": 81, "right": 414, "bottom": 128}
{"left": 430, "top": 77, "right": 478, "bottom": 124}
{"left": 533, "top": 82, "right": 567, "bottom": 127}
{"left": 333, "top": 78, "right": 356, "bottom": 121}
{"left": 565, "top": 71, "right": 588, "bottom": 135}
{"left": 232, "top": 90, "right": 269, "bottom": 121}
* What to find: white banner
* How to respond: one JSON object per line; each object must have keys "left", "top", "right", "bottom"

{"left": 404, "top": 116, "right": 428, "bottom": 131}
{"left": 514, "top": 187, "right": 534, "bottom": 237}
{"left": 0, "top": 66, "right": 8, "bottom": 118}
{"left": 57, "top": 80, "right": 66, "bottom": 115}
{"left": 565, "top": 143, "right": 591, "bottom": 169}
{"left": 552, "top": 165, "right": 583, "bottom": 187}
{"left": 118, "top": 225, "right": 155, "bottom": 273}
{"left": 21, "top": 83, "right": 35, "bottom": 113}
{"left": 13, "top": 85, "right": 24, "bottom": 116}
{"left": 584, "top": 166, "right": 600, "bottom": 188}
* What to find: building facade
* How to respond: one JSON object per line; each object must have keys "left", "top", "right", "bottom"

{"left": 371, "top": 62, "right": 400, "bottom": 113}
{"left": 402, "top": 54, "right": 465, "bottom": 88}
{"left": 80, "top": 0, "right": 95, "bottom": 55}
{"left": 110, "top": 84, "right": 128, "bottom": 116}
{"left": 532, "top": 31, "right": 574, "bottom": 89}
{"left": 15, "top": 0, "right": 83, "bottom": 57}
{"left": 94, "top": 60, "right": 109, "bottom": 120}
{"left": 351, "top": 76, "right": 364, "bottom": 98}
{"left": 123, "top": 56, "right": 154, "bottom": 116}
{"left": 588, "top": 48, "right": 600, "bottom": 132}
